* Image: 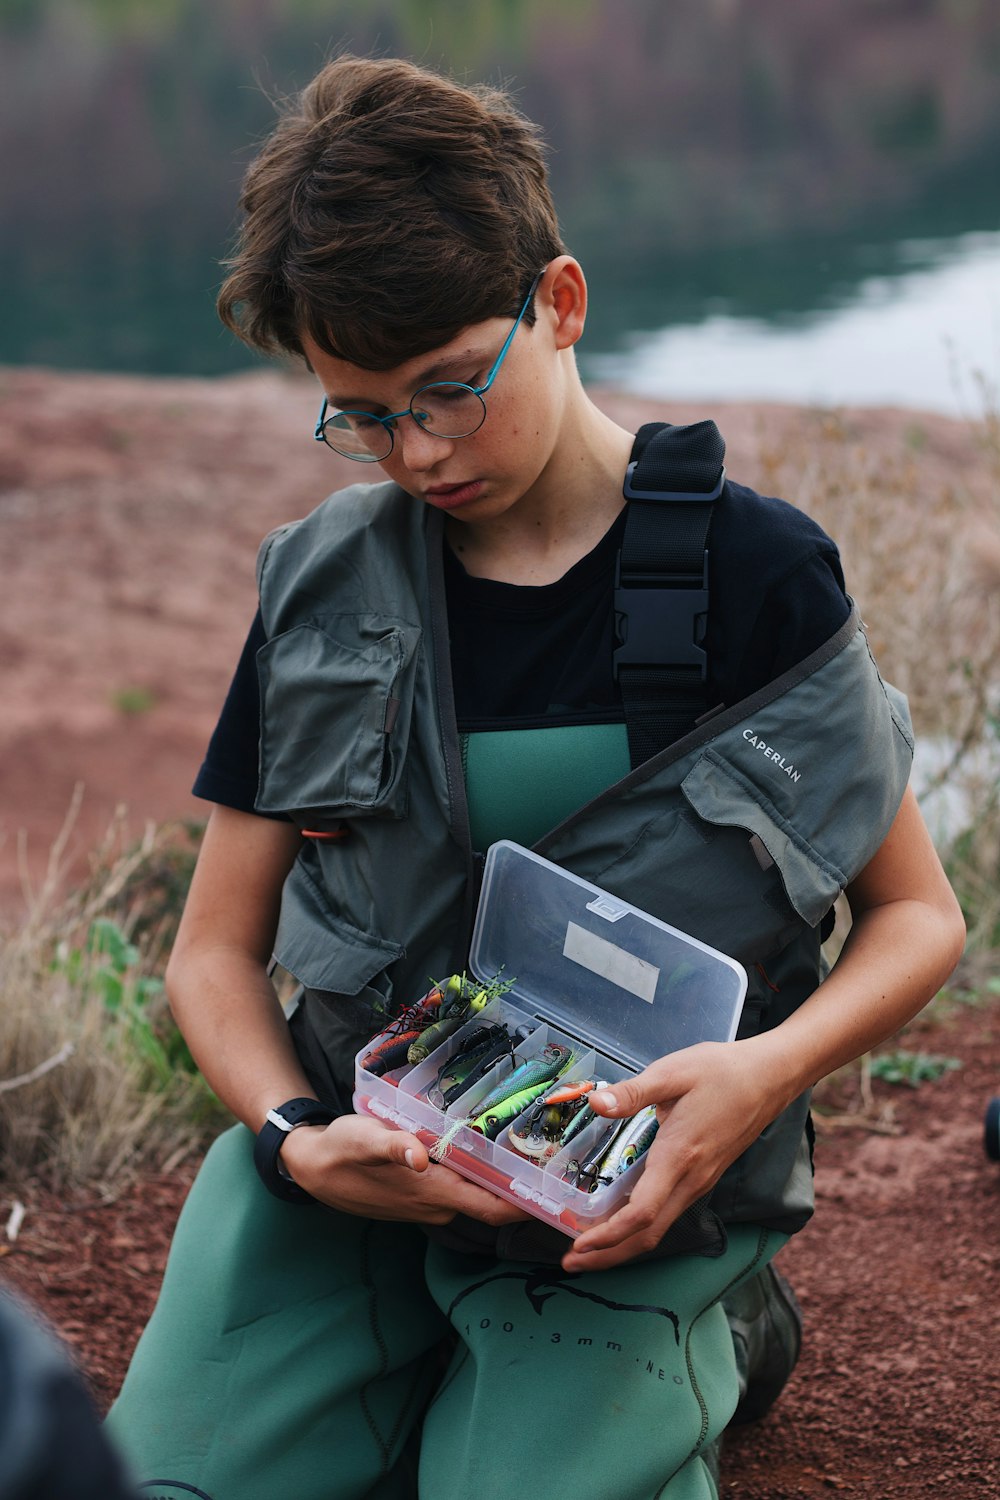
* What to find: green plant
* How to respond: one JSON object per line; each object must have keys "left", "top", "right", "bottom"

{"left": 112, "top": 685, "right": 158, "bottom": 716}
{"left": 869, "top": 1050, "right": 962, "bottom": 1088}
{"left": 0, "top": 807, "right": 228, "bottom": 1190}
{"left": 51, "top": 917, "right": 201, "bottom": 1093}
{"left": 55, "top": 917, "right": 163, "bottom": 1011}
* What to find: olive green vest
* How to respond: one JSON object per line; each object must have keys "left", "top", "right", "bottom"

{"left": 255, "top": 480, "right": 913, "bottom": 1248}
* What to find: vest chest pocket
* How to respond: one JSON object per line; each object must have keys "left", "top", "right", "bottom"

{"left": 680, "top": 748, "right": 846, "bottom": 932}
{"left": 255, "top": 618, "right": 421, "bottom": 822}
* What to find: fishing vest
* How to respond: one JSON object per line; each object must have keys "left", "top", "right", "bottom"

{"left": 254, "top": 477, "right": 913, "bottom": 1253}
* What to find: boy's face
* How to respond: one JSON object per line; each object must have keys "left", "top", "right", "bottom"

{"left": 302, "top": 274, "right": 573, "bottom": 524}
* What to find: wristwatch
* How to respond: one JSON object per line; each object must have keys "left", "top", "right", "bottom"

{"left": 252, "top": 1096, "right": 336, "bottom": 1203}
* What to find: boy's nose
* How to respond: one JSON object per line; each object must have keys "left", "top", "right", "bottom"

{"left": 396, "top": 417, "right": 455, "bottom": 471}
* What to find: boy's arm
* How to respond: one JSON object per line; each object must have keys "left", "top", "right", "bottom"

{"left": 562, "top": 786, "right": 966, "bottom": 1272}
{"left": 168, "top": 804, "right": 527, "bottom": 1227}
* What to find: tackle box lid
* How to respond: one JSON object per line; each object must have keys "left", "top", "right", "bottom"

{"left": 469, "top": 841, "right": 748, "bottom": 1073}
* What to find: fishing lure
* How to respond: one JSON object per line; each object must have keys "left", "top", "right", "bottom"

{"left": 360, "top": 1028, "right": 424, "bottom": 1076}
{"left": 431, "top": 1042, "right": 574, "bottom": 1159}
{"left": 471, "top": 1078, "right": 558, "bottom": 1140}
{"left": 360, "top": 977, "right": 449, "bottom": 1072}
{"left": 427, "top": 1024, "right": 515, "bottom": 1108}
{"left": 406, "top": 970, "right": 516, "bottom": 1064}
{"left": 403, "top": 984, "right": 446, "bottom": 1023}
{"left": 563, "top": 1117, "right": 626, "bottom": 1190}
{"left": 564, "top": 1106, "right": 659, "bottom": 1192}
{"left": 407, "top": 1008, "right": 478, "bottom": 1064}
{"left": 507, "top": 1078, "right": 599, "bottom": 1160}
{"left": 469, "top": 1044, "right": 572, "bottom": 1118}
{"left": 592, "top": 1106, "right": 659, "bottom": 1189}
{"left": 557, "top": 1085, "right": 608, "bottom": 1151}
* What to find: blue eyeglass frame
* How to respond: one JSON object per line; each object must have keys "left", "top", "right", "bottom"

{"left": 313, "top": 270, "right": 544, "bottom": 451}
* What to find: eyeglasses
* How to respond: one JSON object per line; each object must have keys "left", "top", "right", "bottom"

{"left": 313, "top": 272, "right": 543, "bottom": 462}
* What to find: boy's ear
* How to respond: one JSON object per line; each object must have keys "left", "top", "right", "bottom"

{"left": 544, "top": 256, "right": 588, "bottom": 351}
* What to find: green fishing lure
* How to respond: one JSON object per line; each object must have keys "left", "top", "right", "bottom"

{"left": 471, "top": 1044, "right": 571, "bottom": 1116}
{"left": 430, "top": 1043, "right": 573, "bottom": 1159}
{"left": 471, "top": 1078, "right": 556, "bottom": 1140}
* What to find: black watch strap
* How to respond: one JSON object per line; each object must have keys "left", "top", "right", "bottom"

{"left": 252, "top": 1096, "right": 336, "bottom": 1204}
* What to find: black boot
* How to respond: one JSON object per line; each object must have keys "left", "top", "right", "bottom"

{"left": 723, "top": 1263, "right": 803, "bottom": 1426}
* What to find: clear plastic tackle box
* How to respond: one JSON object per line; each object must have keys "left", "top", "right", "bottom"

{"left": 353, "top": 840, "right": 748, "bottom": 1237}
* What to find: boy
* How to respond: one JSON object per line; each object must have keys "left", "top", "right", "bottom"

{"left": 107, "top": 55, "right": 964, "bottom": 1499}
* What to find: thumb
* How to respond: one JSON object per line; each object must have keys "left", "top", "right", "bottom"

{"left": 377, "top": 1128, "right": 431, "bottom": 1173}
{"left": 588, "top": 1054, "right": 687, "bottom": 1118}
{"left": 345, "top": 1116, "right": 431, "bottom": 1172}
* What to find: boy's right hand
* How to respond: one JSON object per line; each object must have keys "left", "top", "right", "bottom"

{"left": 279, "top": 1113, "right": 530, "bottom": 1227}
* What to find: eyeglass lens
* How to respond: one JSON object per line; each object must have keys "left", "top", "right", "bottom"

{"left": 321, "top": 382, "right": 488, "bottom": 460}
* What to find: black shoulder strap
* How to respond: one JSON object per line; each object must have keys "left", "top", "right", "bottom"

{"left": 614, "top": 420, "right": 726, "bottom": 768}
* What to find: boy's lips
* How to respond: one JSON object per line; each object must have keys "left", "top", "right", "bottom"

{"left": 423, "top": 479, "right": 484, "bottom": 510}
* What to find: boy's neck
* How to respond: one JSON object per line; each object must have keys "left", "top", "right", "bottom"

{"left": 444, "top": 393, "right": 634, "bottom": 586}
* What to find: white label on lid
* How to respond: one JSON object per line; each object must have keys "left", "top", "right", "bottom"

{"left": 563, "top": 922, "right": 660, "bottom": 1004}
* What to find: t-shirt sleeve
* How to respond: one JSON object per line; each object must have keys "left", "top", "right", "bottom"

{"left": 706, "top": 481, "right": 852, "bottom": 707}
{"left": 192, "top": 609, "right": 289, "bottom": 819}
{"left": 733, "top": 543, "right": 850, "bottom": 697}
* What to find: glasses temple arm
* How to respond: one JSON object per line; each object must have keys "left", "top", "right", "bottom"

{"left": 476, "top": 270, "right": 544, "bottom": 396}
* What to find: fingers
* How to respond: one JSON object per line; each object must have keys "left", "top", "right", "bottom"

{"left": 562, "top": 1229, "right": 661, "bottom": 1273}
{"left": 561, "top": 1168, "right": 697, "bottom": 1272}
{"left": 307, "top": 1116, "right": 531, "bottom": 1227}
{"left": 587, "top": 1049, "right": 704, "bottom": 1120}
{"left": 329, "top": 1116, "right": 429, "bottom": 1171}
{"left": 371, "top": 1128, "right": 432, "bottom": 1174}
{"left": 446, "top": 1174, "right": 532, "bottom": 1225}
{"left": 564, "top": 1199, "right": 672, "bottom": 1269}
{"left": 565, "top": 1046, "right": 732, "bottom": 1269}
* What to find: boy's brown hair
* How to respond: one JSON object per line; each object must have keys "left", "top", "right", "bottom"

{"left": 217, "top": 55, "right": 567, "bottom": 370}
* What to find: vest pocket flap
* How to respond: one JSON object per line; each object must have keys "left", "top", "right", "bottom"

{"left": 274, "top": 868, "right": 405, "bottom": 997}
{"left": 255, "top": 619, "right": 420, "bottom": 819}
{"left": 681, "top": 750, "right": 845, "bottom": 927}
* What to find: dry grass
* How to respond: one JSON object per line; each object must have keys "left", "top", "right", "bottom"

{"left": 755, "top": 406, "right": 1000, "bottom": 736}
{"left": 0, "top": 796, "right": 227, "bottom": 1190}
{"left": 755, "top": 401, "right": 1000, "bottom": 1125}
{"left": 756, "top": 405, "right": 1000, "bottom": 955}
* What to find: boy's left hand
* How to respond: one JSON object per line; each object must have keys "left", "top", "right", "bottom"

{"left": 560, "top": 1036, "right": 793, "bottom": 1273}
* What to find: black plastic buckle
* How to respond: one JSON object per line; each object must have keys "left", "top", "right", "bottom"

{"left": 613, "top": 553, "right": 710, "bottom": 682}
{"left": 623, "top": 461, "right": 726, "bottom": 504}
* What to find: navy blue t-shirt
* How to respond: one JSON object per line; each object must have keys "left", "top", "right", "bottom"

{"left": 193, "top": 477, "right": 849, "bottom": 815}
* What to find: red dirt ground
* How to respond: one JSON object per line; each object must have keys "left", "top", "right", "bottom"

{"left": 2, "top": 368, "right": 999, "bottom": 1495}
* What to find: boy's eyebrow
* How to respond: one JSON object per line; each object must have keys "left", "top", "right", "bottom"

{"left": 330, "top": 343, "right": 488, "bottom": 409}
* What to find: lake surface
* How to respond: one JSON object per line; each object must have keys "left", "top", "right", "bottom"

{"left": 585, "top": 232, "right": 1000, "bottom": 417}
{"left": 3, "top": 0, "right": 1000, "bottom": 416}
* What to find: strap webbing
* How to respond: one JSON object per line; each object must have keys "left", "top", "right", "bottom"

{"left": 614, "top": 420, "right": 726, "bottom": 767}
